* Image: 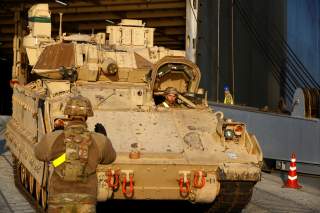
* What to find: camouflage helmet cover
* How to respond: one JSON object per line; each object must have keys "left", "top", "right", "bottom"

{"left": 64, "top": 95, "right": 94, "bottom": 117}
{"left": 164, "top": 87, "right": 178, "bottom": 95}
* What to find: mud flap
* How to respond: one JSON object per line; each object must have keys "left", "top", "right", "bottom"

{"left": 218, "top": 163, "right": 261, "bottom": 181}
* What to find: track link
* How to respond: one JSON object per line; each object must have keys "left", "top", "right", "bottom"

{"left": 12, "top": 155, "right": 46, "bottom": 213}
{"left": 206, "top": 181, "right": 256, "bottom": 213}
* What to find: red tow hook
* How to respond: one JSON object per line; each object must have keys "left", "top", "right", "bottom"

{"left": 105, "top": 169, "right": 120, "bottom": 190}
{"left": 179, "top": 177, "right": 190, "bottom": 198}
{"left": 122, "top": 174, "right": 134, "bottom": 198}
{"left": 9, "top": 79, "right": 19, "bottom": 88}
{"left": 193, "top": 171, "right": 206, "bottom": 189}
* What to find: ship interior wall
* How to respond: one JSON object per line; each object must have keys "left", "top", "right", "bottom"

{"left": 0, "top": 50, "right": 12, "bottom": 115}
{"left": 197, "top": 0, "right": 285, "bottom": 109}
{"left": 286, "top": 0, "right": 320, "bottom": 86}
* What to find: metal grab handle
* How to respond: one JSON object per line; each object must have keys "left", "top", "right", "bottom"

{"left": 105, "top": 169, "right": 120, "bottom": 190}
{"left": 179, "top": 177, "right": 190, "bottom": 198}
{"left": 193, "top": 171, "right": 206, "bottom": 189}
{"left": 122, "top": 175, "right": 134, "bottom": 198}
{"left": 177, "top": 94, "right": 196, "bottom": 108}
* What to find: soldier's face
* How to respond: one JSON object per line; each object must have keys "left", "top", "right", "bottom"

{"left": 166, "top": 94, "right": 177, "bottom": 104}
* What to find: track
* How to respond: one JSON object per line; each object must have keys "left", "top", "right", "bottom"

{"left": 207, "top": 181, "right": 256, "bottom": 213}
{"left": 11, "top": 155, "right": 46, "bottom": 213}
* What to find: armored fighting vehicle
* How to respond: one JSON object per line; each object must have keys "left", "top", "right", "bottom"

{"left": 5, "top": 4, "right": 263, "bottom": 212}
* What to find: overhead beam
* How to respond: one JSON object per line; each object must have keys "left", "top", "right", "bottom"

{"left": 50, "top": 0, "right": 184, "bottom": 8}
{"left": 125, "top": 9, "right": 185, "bottom": 18}
{"left": 0, "top": 9, "right": 15, "bottom": 15}
{"left": 67, "top": 18, "right": 185, "bottom": 31}
{"left": 0, "top": 14, "right": 13, "bottom": 18}
{"left": 154, "top": 32, "right": 185, "bottom": 44}
{"left": 0, "top": 42, "right": 12, "bottom": 49}
{"left": 0, "top": 0, "right": 184, "bottom": 13}
{"left": 0, "top": 35, "right": 12, "bottom": 42}
{"left": 0, "top": 0, "right": 183, "bottom": 8}
{"left": 51, "top": 9, "right": 185, "bottom": 23}
{"left": 146, "top": 18, "right": 185, "bottom": 27}
{"left": 155, "top": 41, "right": 183, "bottom": 45}
{"left": 161, "top": 27, "right": 185, "bottom": 35}
{"left": 52, "top": 13, "right": 121, "bottom": 22}
{"left": 0, "top": 19, "right": 14, "bottom": 25}
{"left": 154, "top": 35, "right": 185, "bottom": 42}
{"left": 0, "top": 28, "right": 14, "bottom": 34}
{"left": 50, "top": 2, "right": 185, "bottom": 14}
{"left": 160, "top": 45, "right": 184, "bottom": 49}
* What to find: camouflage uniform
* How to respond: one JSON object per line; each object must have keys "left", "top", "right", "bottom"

{"left": 224, "top": 91, "right": 234, "bottom": 105}
{"left": 34, "top": 95, "right": 116, "bottom": 213}
{"left": 223, "top": 86, "right": 234, "bottom": 105}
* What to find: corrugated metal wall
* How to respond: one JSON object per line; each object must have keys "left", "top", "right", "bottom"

{"left": 198, "top": 0, "right": 320, "bottom": 108}
{"left": 287, "top": 0, "right": 320, "bottom": 85}
{"left": 197, "top": 0, "right": 287, "bottom": 109}
{"left": 0, "top": 57, "right": 12, "bottom": 115}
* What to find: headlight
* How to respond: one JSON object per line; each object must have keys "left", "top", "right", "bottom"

{"left": 234, "top": 125, "right": 243, "bottom": 136}
{"left": 224, "top": 129, "right": 235, "bottom": 140}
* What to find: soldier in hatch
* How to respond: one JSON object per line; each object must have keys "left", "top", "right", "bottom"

{"left": 34, "top": 95, "right": 116, "bottom": 213}
{"left": 160, "top": 87, "right": 180, "bottom": 108}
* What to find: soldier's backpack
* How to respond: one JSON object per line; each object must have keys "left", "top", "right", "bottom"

{"left": 55, "top": 123, "right": 92, "bottom": 182}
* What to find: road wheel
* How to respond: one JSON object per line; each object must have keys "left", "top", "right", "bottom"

{"left": 41, "top": 187, "right": 47, "bottom": 208}
{"left": 28, "top": 174, "right": 35, "bottom": 194}
{"left": 205, "top": 181, "right": 256, "bottom": 213}
{"left": 20, "top": 164, "right": 27, "bottom": 188}
{"left": 35, "top": 181, "right": 41, "bottom": 203}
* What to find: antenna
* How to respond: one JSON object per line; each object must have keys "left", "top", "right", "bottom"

{"left": 59, "top": 13, "right": 63, "bottom": 41}
{"left": 105, "top": 19, "right": 115, "bottom": 25}
{"left": 55, "top": 0, "right": 68, "bottom": 6}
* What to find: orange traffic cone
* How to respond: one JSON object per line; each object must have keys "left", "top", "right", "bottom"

{"left": 283, "top": 153, "right": 302, "bottom": 189}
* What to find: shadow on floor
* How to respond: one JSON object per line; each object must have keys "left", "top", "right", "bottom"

{"left": 0, "top": 139, "right": 7, "bottom": 155}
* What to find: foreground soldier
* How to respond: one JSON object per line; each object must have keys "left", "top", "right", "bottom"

{"left": 34, "top": 95, "right": 116, "bottom": 213}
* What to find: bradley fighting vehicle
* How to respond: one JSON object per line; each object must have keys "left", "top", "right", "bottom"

{"left": 5, "top": 4, "right": 263, "bottom": 212}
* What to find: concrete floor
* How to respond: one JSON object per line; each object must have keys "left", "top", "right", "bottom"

{"left": 244, "top": 172, "right": 320, "bottom": 213}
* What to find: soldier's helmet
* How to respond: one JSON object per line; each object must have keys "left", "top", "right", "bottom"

{"left": 164, "top": 87, "right": 178, "bottom": 95}
{"left": 64, "top": 95, "right": 94, "bottom": 117}
{"left": 224, "top": 85, "right": 230, "bottom": 92}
